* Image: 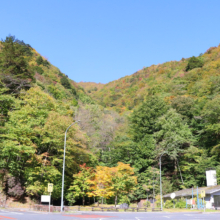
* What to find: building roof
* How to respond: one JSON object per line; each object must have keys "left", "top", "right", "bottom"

{"left": 163, "top": 185, "right": 220, "bottom": 198}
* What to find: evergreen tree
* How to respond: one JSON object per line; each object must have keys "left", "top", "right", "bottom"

{"left": 60, "top": 76, "right": 72, "bottom": 89}
{"left": 0, "top": 36, "right": 34, "bottom": 79}
{"left": 185, "top": 56, "right": 204, "bottom": 71}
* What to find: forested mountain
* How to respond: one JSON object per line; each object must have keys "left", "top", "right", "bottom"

{"left": 1, "top": 35, "right": 220, "bottom": 206}
{"left": 0, "top": 36, "right": 123, "bottom": 203}
{"left": 86, "top": 45, "right": 220, "bottom": 113}
{"left": 83, "top": 44, "right": 220, "bottom": 201}
{"left": 78, "top": 81, "right": 104, "bottom": 94}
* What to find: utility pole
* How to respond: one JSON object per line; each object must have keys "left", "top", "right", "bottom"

{"left": 60, "top": 120, "right": 80, "bottom": 212}
{"left": 160, "top": 152, "right": 167, "bottom": 211}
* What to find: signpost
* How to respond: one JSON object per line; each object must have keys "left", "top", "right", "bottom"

{"left": 41, "top": 195, "right": 50, "bottom": 202}
{"left": 48, "top": 183, "right": 53, "bottom": 212}
{"left": 200, "top": 190, "right": 206, "bottom": 212}
{"left": 170, "top": 193, "right": 176, "bottom": 208}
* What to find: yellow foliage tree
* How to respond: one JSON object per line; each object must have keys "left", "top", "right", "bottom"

{"left": 87, "top": 162, "right": 137, "bottom": 206}
{"left": 87, "top": 166, "right": 114, "bottom": 205}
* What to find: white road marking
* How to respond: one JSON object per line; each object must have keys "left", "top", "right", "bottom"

{"left": 0, "top": 211, "right": 23, "bottom": 215}
{"left": 163, "top": 216, "right": 170, "bottom": 219}
{"left": 11, "top": 212, "right": 23, "bottom": 214}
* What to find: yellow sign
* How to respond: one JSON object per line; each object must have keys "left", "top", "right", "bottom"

{"left": 48, "top": 183, "right": 53, "bottom": 192}
{"left": 200, "top": 190, "right": 206, "bottom": 198}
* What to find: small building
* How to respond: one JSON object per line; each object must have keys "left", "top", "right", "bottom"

{"left": 163, "top": 169, "right": 220, "bottom": 209}
{"left": 163, "top": 185, "right": 220, "bottom": 209}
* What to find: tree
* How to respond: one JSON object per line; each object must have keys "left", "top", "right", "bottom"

{"left": 67, "top": 164, "right": 94, "bottom": 205}
{"left": 185, "top": 56, "right": 204, "bottom": 72}
{"left": 60, "top": 76, "right": 72, "bottom": 89}
{"left": 154, "top": 108, "right": 194, "bottom": 159}
{"left": 110, "top": 162, "right": 137, "bottom": 206}
{"left": 0, "top": 36, "right": 34, "bottom": 80}
{"left": 0, "top": 36, "right": 34, "bottom": 94}
{"left": 129, "top": 96, "right": 169, "bottom": 142}
{"left": 36, "top": 56, "right": 44, "bottom": 65}
{"left": 87, "top": 166, "right": 114, "bottom": 205}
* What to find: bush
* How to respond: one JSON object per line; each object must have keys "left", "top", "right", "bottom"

{"left": 36, "top": 56, "right": 44, "bottom": 65}
{"left": 34, "top": 66, "right": 44, "bottom": 75}
{"left": 43, "top": 59, "right": 50, "bottom": 68}
{"left": 119, "top": 195, "right": 130, "bottom": 205}
{"left": 185, "top": 56, "right": 204, "bottom": 71}
{"left": 60, "top": 76, "right": 71, "bottom": 89}
{"left": 72, "top": 98, "right": 78, "bottom": 106}
{"left": 175, "top": 198, "right": 186, "bottom": 208}
{"left": 164, "top": 200, "right": 173, "bottom": 209}
{"left": 71, "top": 87, "right": 77, "bottom": 96}
{"left": 58, "top": 71, "right": 63, "bottom": 77}
{"left": 143, "top": 201, "right": 151, "bottom": 207}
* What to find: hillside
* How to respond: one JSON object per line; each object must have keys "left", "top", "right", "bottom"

{"left": 87, "top": 45, "right": 220, "bottom": 113}
{"left": 0, "top": 36, "right": 123, "bottom": 203}
{"left": 78, "top": 81, "right": 104, "bottom": 93}
{"left": 2, "top": 35, "right": 220, "bottom": 207}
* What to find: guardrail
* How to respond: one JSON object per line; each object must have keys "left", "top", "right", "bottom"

{"left": 31, "top": 205, "right": 151, "bottom": 212}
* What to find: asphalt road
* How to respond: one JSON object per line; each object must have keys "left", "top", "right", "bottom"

{"left": 0, "top": 210, "right": 220, "bottom": 220}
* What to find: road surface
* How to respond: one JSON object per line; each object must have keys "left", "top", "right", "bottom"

{"left": 0, "top": 210, "right": 219, "bottom": 220}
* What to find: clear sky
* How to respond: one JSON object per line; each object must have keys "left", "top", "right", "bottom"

{"left": 1, "top": 0, "right": 220, "bottom": 84}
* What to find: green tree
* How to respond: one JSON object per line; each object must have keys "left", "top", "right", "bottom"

{"left": 154, "top": 108, "right": 194, "bottom": 158}
{"left": 0, "top": 36, "right": 34, "bottom": 79}
{"left": 36, "top": 56, "right": 44, "bottom": 65}
{"left": 129, "top": 96, "right": 169, "bottom": 142}
{"left": 60, "top": 76, "right": 72, "bottom": 89}
{"left": 67, "top": 164, "right": 93, "bottom": 205}
{"left": 185, "top": 56, "right": 204, "bottom": 71}
{"left": 110, "top": 162, "right": 137, "bottom": 206}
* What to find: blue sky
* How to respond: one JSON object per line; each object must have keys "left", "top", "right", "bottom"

{"left": 1, "top": 0, "right": 220, "bottom": 83}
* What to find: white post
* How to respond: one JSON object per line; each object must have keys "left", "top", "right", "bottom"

{"left": 49, "top": 192, "right": 51, "bottom": 213}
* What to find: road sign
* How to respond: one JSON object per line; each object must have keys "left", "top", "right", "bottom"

{"left": 41, "top": 195, "right": 50, "bottom": 202}
{"left": 201, "top": 190, "right": 206, "bottom": 198}
{"left": 48, "top": 183, "right": 53, "bottom": 192}
{"left": 170, "top": 193, "right": 176, "bottom": 199}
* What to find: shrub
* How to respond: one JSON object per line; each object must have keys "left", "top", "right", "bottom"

{"left": 175, "top": 198, "right": 186, "bottom": 208}
{"left": 36, "top": 56, "right": 44, "bottom": 65}
{"left": 43, "top": 59, "right": 50, "bottom": 68}
{"left": 185, "top": 56, "right": 204, "bottom": 71}
{"left": 58, "top": 71, "right": 63, "bottom": 77}
{"left": 71, "top": 87, "right": 77, "bottom": 96}
{"left": 34, "top": 66, "right": 44, "bottom": 75}
{"left": 143, "top": 201, "right": 151, "bottom": 207}
{"left": 72, "top": 98, "right": 78, "bottom": 106}
{"left": 164, "top": 200, "right": 173, "bottom": 209}
{"left": 119, "top": 195, "right": 130, "bottom": 205}
{"left": 60, "top": 76, "right": 71, "bottom": 89}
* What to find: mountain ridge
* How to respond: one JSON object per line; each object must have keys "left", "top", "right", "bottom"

{"left": 79, "top": 44, "right": 220, "bottom": 113}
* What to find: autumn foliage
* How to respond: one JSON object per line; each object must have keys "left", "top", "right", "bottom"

{"left": 67, "top": 162, "right": 137, "bottom": 206}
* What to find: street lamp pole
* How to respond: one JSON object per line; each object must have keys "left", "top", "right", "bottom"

{"left": 61, "top": 120, "right": 80, "bottom": 212}
{"left": 160, "top": 152, "right": 167, "bottom": 211}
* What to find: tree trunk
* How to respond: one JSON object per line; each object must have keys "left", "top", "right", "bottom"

{"left": 101, "top": 197, "right": 103, "bottom": 204}
{"left": 115, "top": 195, "right": 117, "bottom": 207}
{"left": 83, "top": 195, "right": 85, "bottom": 206}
